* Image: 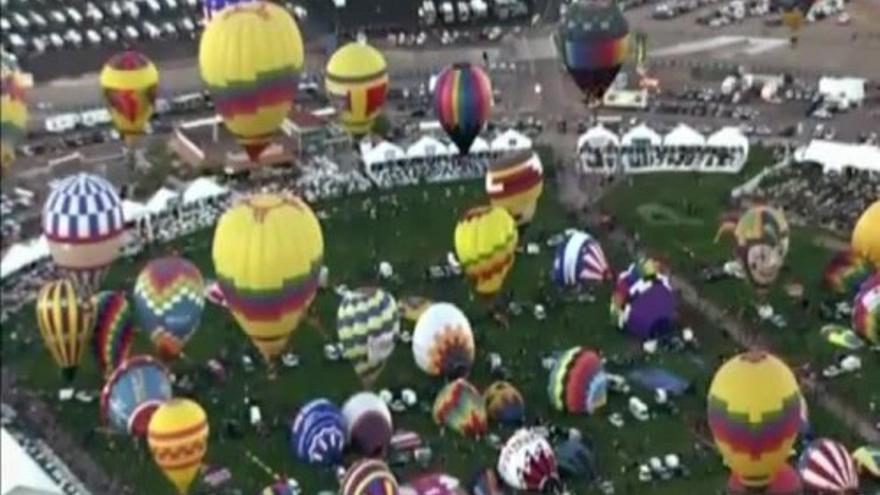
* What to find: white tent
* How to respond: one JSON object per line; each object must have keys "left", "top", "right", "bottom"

{"left": 406, "top": 135, "right": 450, "bottom": 159}
{"left": 364, "top": 141, "right": 405, "bottom": 166}
{"left": 817, "top": 77, "right": 865, "bottom": 106}
{"left": 708, "top": 126, "right": 749, "bottom": 151}
{"left": 122, "top": 199, "right": 148, "bottom": 223}
{"left": 182, "top": 178, "right": 229, "bottom": 204}
{"left": 469, "top": 136, "right": 491, "bottom": 154}
{"left": 491, "top": 129, "right": 532, "bottom": 152}
{"left": 1, "top": 428, "right": 63, "bottom": 495}
{"left": 794, "top": 140, "right": 880, "bottom": 174}
{"left": 663, "top": 124, "right": 705, "bottom": 147}
{"left": 145, "top": 187, "right": 179, "bottom": 215}
{"left": 578, "top": 125, "right": 620, "bottom": 151}
{"left": 621, "top": 124, "right": 661, "bottom": 146}
{"left": 0, "top": 236, "right": 50, "bottom": 280}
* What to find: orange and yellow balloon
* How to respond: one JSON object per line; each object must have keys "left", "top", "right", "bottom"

{"left": 212, "top": 194, "right": 324, "bottom": 362}
{"left": 454, "top": 205, "right": 518, "bottom": 295}
{"left": 485, "top": 150, "right": 544, "bottom": 226}
{"left": 852, "top": 201, "right": 880, "bottom": 268}
{"left": 100, "top": 50, "right": 159, "bottom": 145}
{"left": 199, "top": 1, "right": 304, "bottom": 162}
{"left": 325, "top": 41, "right": 389, "bottom": 136}
{"left": 35, "top": 279, "right": 94, "bottom": 382}
{"left": 1, "top": 52, "right": 28, "bottom": 169}
{"left": 147, "top": 398, "right": 209, "bottom": 494}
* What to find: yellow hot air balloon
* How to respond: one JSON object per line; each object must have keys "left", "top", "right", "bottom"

{"left": 1, "top": 53, "right": 29, "bottom": 170}
{"left": 35, "top": 279, "right": 94, "bottom": 382}
{"left": 212, "top": 194, "right": 324, "bottom": 363}
{"left": 485, "top": 150, "right": 545, "bottom": 227}
{"left": 454, "top": 205, "right": 518, "bottom": 295}
{"left": 325, "top": 41, "right": 389, "bottom": 136}
{"left": 148, "top": 398, "right": 209, "bottom": 495}
{"left": 100, "top": 50, "right": 159, "bottom": 145}
{"left": 853, "top": 201, "right": 880, "bottom": 268}
{"left": 199, "top": 1, "right": 304, "bottom": 162}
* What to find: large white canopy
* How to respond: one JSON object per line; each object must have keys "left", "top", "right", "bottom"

{"left": 621, "top": 124, "right": 662, "bottom": 146}
{"left": 817, "top": 76, "right": 865, "bottom": 104}
{"left": 182, "top": 177, "right": 229, "bottom": 204}
{"left": 364, "top": 141, "right": 405, "bottom": 166}
{"left": 122, "top": 199, "right": 148, "bottom": 223}
{"left": 0, "top": 236, "right": 50, "bottom": 280}
{"left": 707, "top": 126, "right": 749, "bottom": 149}
{"left": 578, "top": 125, "right": 620, "bottom": 151}
{"left": 663, "top": 124, "right": 706, "bottom": 147}
{"left": 406, "top": 135, "right": 450, "bottom": 159}
{"left": 145, "top": 187, "right": 179, "bottom": 214}
{"left": 1, "top": 428, "right": 63, "bottom": 495}
{"left": 794, "top": 140, "right": 880, "bottom": 174}
{"left": 491, "top": 129, "right": 532, "bottom": 152}
{"left": 469, "top": 136, "right": 491, "bottom": 154}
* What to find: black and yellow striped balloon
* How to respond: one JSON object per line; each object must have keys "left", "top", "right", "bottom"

{"left": 35, "top": 279, "right": 94, "bottom": 381}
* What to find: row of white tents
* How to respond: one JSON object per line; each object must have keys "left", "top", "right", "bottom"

{"left": 1, "top": 178, "right": 230, "bottom": 281}
{"left": 361, "top": 129, "right": 533, "bottom": 169}
{"left": 577, "top": 123, "right": 750, "bottom": 152}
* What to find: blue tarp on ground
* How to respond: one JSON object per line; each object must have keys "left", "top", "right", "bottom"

{"left": 627, "top": 367, "right": 691, "bottom": 396}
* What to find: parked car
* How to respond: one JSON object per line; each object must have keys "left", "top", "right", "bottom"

{"left": 106, "top": 1, "right": 124, "bottom": 19}
{"left": 65, "top": 7, "right": 84, "bottom": 24}
{"left": 142, "top": 20, "right": 161, "bottom": 39}
{"left": 123, "top": 24, "right": 140, "bottom": 40}
{"left": 63, "top": 28, "right": 83, "bottom": 46}
{"left": 28, "top": 11, "right": 48, "bottom": 28}
{"left": 12, "top": 12, "right": 30, "bottom": 30}
{"left": 30, "top": 35, "right": 47, "bottom": 53}
{"left": 86, "top": 29, "right": 101, "bottom": 45}
{"left": 48, "top": 10, "right": 67, "bottom": 26}
{"left": 85, "top": 3, "right": 104, "bottom": 22}
{"left": 48, "top": 32, "right": 65, "bottom": 49}
{"left": 101, "top": 25, "right": 119, "bottom": 42}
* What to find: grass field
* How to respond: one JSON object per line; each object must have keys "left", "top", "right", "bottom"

{"left": 2, "top": 151, "right": 877, "bottom": 494}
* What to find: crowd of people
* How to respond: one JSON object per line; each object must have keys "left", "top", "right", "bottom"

{"left": 579, "top": 145, "right": 748, "bottom": 174}
{"left": 368, "top": 154, "right": 492, "bottom": 187}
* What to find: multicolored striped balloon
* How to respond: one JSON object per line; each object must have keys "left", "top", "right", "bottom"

{"left": 853, "top": 274, "right": 879, "bottom": 344}
{"left": 483, "top": 381, "right": 525, "bottom": 426}
{"left": 547, "top": 347, "right": 608, "bottom": 415}
{"left": 289, "top": 399, "right": 346, "bottom": 466}
{"left": 485, "top": 150, "right": 544, "bottom": 226}
{"left": 433, "top": 63, "right": 493, "bottom": 155}
{"left": 552, "top": 230, "right": 612, "bottom": 287}
{"left": 708, "top": 351, "right": 804, "bottom": 488}
{"left": 132, "top": 256, "right": 205, "bottom": 360}
{"left": 433, "top": 378, "right": 488, "bottom": 438}
{"left": 610, "top": 258, "right": 677, "bottom": 340}
{"left": 341, "top": 459, "right": 399, "bottom": 495}
{"left": 92, "top": 291, "right": 137, "bottom": 377}
{"left": 100, "top": 355, "right": 172, "bottom": 436}
{"left": 147, "top": 398, "right": 209, "bottom": 495}
{"left": 337, "top": 288, "right": 400, "bottom": 386}
{"left": 823, "top": 249, "right": 874, "bottom": 299}
{"left": 36, "top": 279, "right": 94, "bottom": 381}
{"left": 454, "top": 206, "right": 518, "bottom": 296}
{"left": 798, "top": 439, "right": 860, "bottom": 493}
{"left": 42, "top": 173, "right": 125, "bottom": 295}
{"left": 99, "top": 50, "right": 159, "bottom": 145}
{"left": 1, "top": 56, "right": 28, "bottom": 169}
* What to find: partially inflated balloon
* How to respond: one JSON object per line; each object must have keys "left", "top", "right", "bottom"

{"left": 552, "top": 230, "right": 612, "bottom": 287}
{"left": 199, "top": 2, "right": 304, "bottom": 161}
{"left": 775, "top": 0, "right": 815, "bottom": 33}
{"left": 325, "top": 42, "right": 389, "bottom": 135}
{"left": 405, "top": 472, "right": 467, "bottom": 495}
{"left": 433, "top": 63, "right": 493, "bottom": 154}
{"left": 412, "top": 303, "right": 475, "bottom": 378}
{"left": 454, "top": 206, "right": 518, "bottom": 296}
{"left": 547, "top": 347, "right": 608, "bottom": 415}
{"left": 213, "top": 194, "right": 324, "bottom": 362}
{"left": 853, "top": 274, "right": 879, "bottom": 344}
{"left": 498, "top": 429, "right": 562, "bottom": 492}
{"left": 91, "top": 291, "right": 137, "bottom": 377}
{"left": 483, "top": 381, "right": 525, "bottom": 426}
{"left": 824, "top": 250, "right": 874, "bottom": 298}
{"left": 148, "top": 398, "right": 209, "bottom": 495}
{"left": 1, "top": 56, "right": 28, "bottom": 169}
{"left": 557, "top": 0, "right": 630, "bottom": 104}
{"left": 708, "top": 351, "right": 803, "bottom": 488}
{"left": 132, "top": 256, "right": 205, "bottom": 360}
{"left": 342, "top": 392, "right": 393, "bottom": 458}
{"left": 718, "top": 205, "right": 790, "bottom": 290}
{"left": 36, "top": 279, "right": 94, "bottom": 381}
{"left": 433, "top": 378, "right": 488, "bottom": 438}
{"left": 100, "top": 50, "right": 159, "bottom": 145}
{"left": 485, "top": 151, "right": 544, "bottom": 227}
{"left": 341, "top": 459, "right": 399, "bottom": 495}
{"left": 289, "top": 399, "right": 345, "bottom": 466}
{"left": 42, "top": 173, "right": 125, "bottom": 295}
{"left": 610, "top": 259, "right": 677, "bottom": 340}
{"left": 852, "top": 445, "right": 880, "bottom": 478}
{"left": 799, "top": 438, "right": 859, "bottom": 494}
{"left": 100, "top": 355, "right": 172, "bottom": 436}
{"left": 337, "top": 288, "right": 400, "bottom": 386}
{"left": 853, "top": 201, "right": 880, "bottom": 268}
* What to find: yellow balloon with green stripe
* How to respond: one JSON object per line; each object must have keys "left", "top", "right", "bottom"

{"left": 454, "top": 205, "right": 518, "bottom": 295}
{"left": 35, "top": 279, "right": 94, "bottom": 382}
{"left": 147, "top": 398, "right": 209, "bottom": 495}
{"left": 100, "top": 50, "right": 159, "bottom": 145}
{"left": 1, "top": 57, "right": 29, "bottom": 169}
{"left": 325, "top": 42, "right": 389, "bottom": 136}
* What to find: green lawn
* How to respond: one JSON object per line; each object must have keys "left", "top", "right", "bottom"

{"left": 1, "top": 152, "right": 876, "bottom": 494}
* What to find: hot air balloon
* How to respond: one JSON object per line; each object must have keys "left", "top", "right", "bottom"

{"left": 203, "top": 0, "right": 255, "bottom": 20}
{"left": 433, "top": 378, "right": 488, "bottom": 438}
{"left": 484, "top": 381, "right": 525, "bottom": 426}
{"left": 728, "top": 464, "right": 802, "bottom": 495}
{"left": 100, "top": 50, "right": 159, "bottom": 145}
{"left": 433, "top": 62, "right": 493, "bottom": 154}
{"left": 337, "top": 288, "right": 400, "bottom": 386}
{"left": 100, "top": 355, "right": 172, "bottom": 436}
{"left": 405, "top": 472, "right": 467, "bottom": 494}
{"left": 609, "top": 258, "right": 677, "bottom": 340}
{"left": 454, "top": 206, "right": 518, "bottom": 296}
{"left": 1, "top": 53, "right": 28, "bottom": 169}
{"left": 341, "top": 459, "right": 399, "bottom": 495}
{"left": 199, "top": 1, "right": 304, "bottom": 161}
{"left": 325, "top": 41, "right": 389, "bottom": 136}
{"left": 717, "top": 205, "right": 790, "bottom": 291}
{"left": 775, "top": 0, "right": 816, "bottom": 38}
{"left": 212, "top": 194, "right": 324, "bottom": 364}
{"left": 91, "top": 291, "right": 137, "bottom": 377}
{"left": 485, "top": 151, "right": 544, "bottom": 227}
{"left": 498, "top": 429, "right": 562, "bottom": 493}
{"left": 132, "top": 256, "right": 205, "bottom": 360}
{"left": 853, "top": 274, "right": 879, "bottom": 344}
{"left": 799, "top": 439, "right": 860, "bottom": 494}
{"left": 547, "top": 347, "right": 608, "bottom": 415}
{"left": 853, "top": 201, "right": 880, "bottom": 268}
{"left": 852, "top": 445, "right": 880, "bottom": 478}
{"left": 36, "top": 279, "right": 94, "bottom": 382}
{"left": 342, "top": 392, "right": 393, "bottom": 458}
{"left": 707, "top": 351, "right": 804, "bottom": 488}
{"left": 556, "top": 0, "right": 630, "bottom": 106}
{"left": 148, "top": 398, "right": 209, "bottom": 495}
{"left": 552, "top": 230, "right": 612, "bottom": 288}
{"left": 823, "top": 250, "right": 874, "bottom": 299}
{"left": 42, "top": 173, "right": 125, "bottom": 295}
{"left": 470, "top": 468, "right": 510, "bottom": 495}
{"left": 289, "top": 399, "right": 345, "bottom": 466}
{"left": 412, "top": 302, "right": 476, "bottom": 378}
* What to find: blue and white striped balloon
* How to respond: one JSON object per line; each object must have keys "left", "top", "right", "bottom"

{"left": 289, "top": 399, "right": 346, "bottom": 466}
{"left": 202, "top": 0, "right": 256, "bottom": 21}
{"left": 552, "top": 230, "right": 611, "bottom": 288}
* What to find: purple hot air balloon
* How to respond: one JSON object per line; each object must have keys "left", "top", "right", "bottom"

{"left": 610, "top": 258, "right": 677, "bottom": 340}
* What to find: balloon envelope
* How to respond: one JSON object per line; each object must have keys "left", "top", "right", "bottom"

{"left": 148, "top": 398, "right": 209, "bottom": 495}
{"left": 341, "top": 459, "right": 399, "bottom": 495}
{"left": 433, "top": 378, "right": 488, "bottom": 438}
{"left": 325, "top": 42, "right": 389, "bottom": 135}
{"left": 337, "top": 288, "right": 400, "bottom": 385}
{"left": 483, "top": 381, "right": 525, "bottom": 426}
{"left": 100, "top": 50, "right": 159, "bottom": 143}
{"left": 497, "top": 429, "right": 561, "bottom": 492}
{"left": 610, "top": 259, "right": 676, "bottom": 340}
{"left": 342, "top": 392, "right": 393, "bottom": 458}
{"left": 433, "top": 63, "right": 493, "bottom": 154}
{"left": 454, "top": 206, "right": 518, "bottom": 296}
{"left": 553, "top": 230, "right": 612, "bottom": 287}
{"left": 36, "top": 279, "right": 94, "bottom": 381}
{"left": 470, "top": 468, "right": 510, "bottom": 495}
{"left": 823, "top": 250, "right": 873, "bottom": 298}
{"left": 798, "top": 439, "right": 859, "bottom": 493}
{"left": 91, "top": 291, "right": 137, "bottom": 377}
{"left": 1, "top": 58, "right": 28, "bottom": 169}
{"left": 547, "top": 347, "right": 608, "bottom": 415}
{"left": 853, "top": 201, "right": 880, "bottom": 268}
{"left": 412, "top": 302, "right": 475, "bottom": 378}
{"left": 100, "top": 355, "right": 172, "bottom": 436}
{"left": 485, "top": 151, "right": 544, "bottom": 226}
{"left": 289, "top": 399, "right": 345, "bottom": 466}
{"left": 853, "top": 274, "right": 879, "bottom": 344}
{"left": 728, "top": 205, "right": 790, "bottom": 290}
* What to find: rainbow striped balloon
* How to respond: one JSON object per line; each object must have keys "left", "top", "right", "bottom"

{"left": 547, "top": 347, "right": 608, "bottom": 415}
{"left": 433, "top": 378, "right": 488, "bottom": 438}
{"left": 433, "top": 63, "right": 493, "bottom": 155}
{"left": 91, "top": 291, "right": 137, "bottom": 377}
{"left": 853, "top": 274, "right": 879, "bottom": 344}
{"left": 824, "top": 250, "right": 874, "bottom": 298}
{"left": 341, "top": 459, "right": 399, "bottom": 495}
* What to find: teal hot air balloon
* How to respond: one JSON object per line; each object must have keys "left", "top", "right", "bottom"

{"left": 132, "top": 256, "right": 205, "bottom": 360}
{"left": 337, "top": 288, "right": 400, "bottom": 386}
{"left": 92, "top": 291, "right": 137, "bottom": 377}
